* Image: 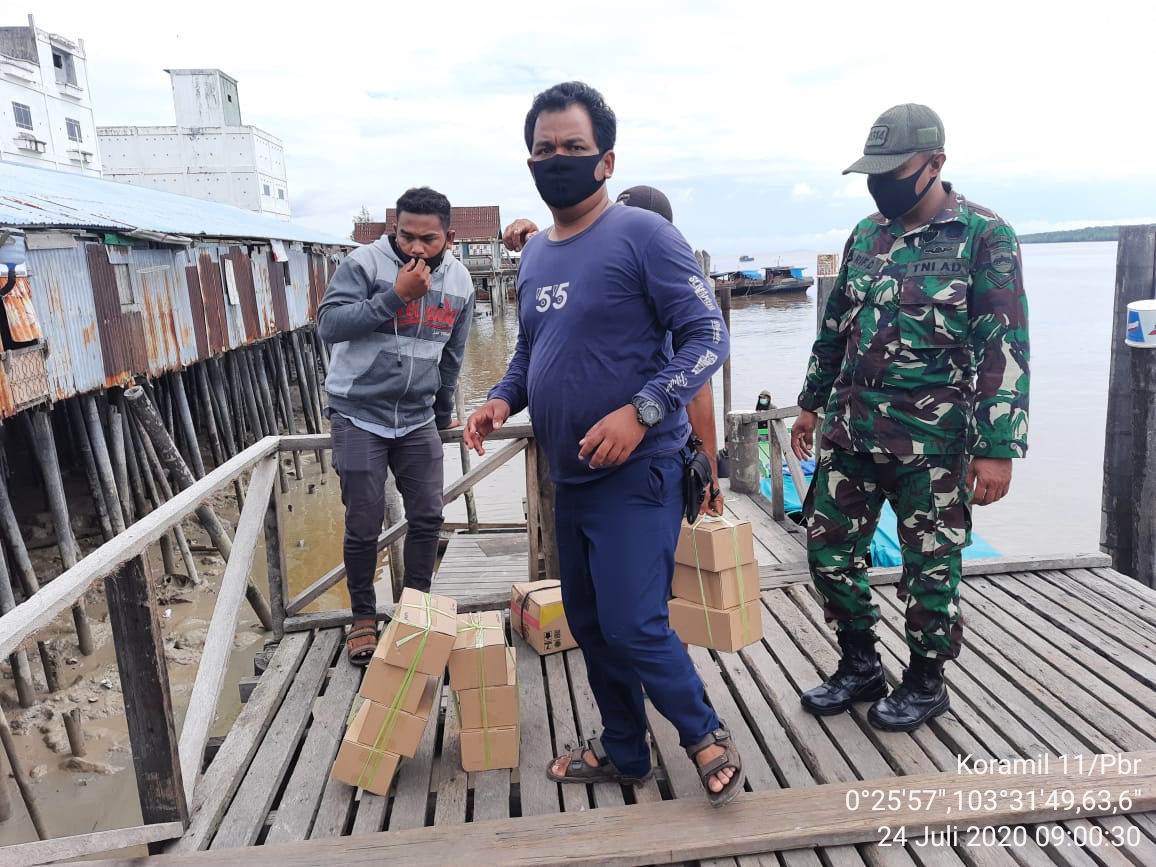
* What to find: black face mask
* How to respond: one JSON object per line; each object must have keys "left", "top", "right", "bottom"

{"left": 530, "top": 153, "right": 605, "bottom": 209}
{"left": 388, "top": 233, "right": 448, "bottom": 272}
{"left": 866, "top": 156, "right": 937, "bottom": 220}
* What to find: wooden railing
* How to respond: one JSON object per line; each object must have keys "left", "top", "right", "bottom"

{"left": 0, "top": 423, "right": 542, "bottom": 866}
{"left": 725, "top": 401, "right": 811, "bottom": 520}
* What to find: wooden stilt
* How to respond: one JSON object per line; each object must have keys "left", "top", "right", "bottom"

{"left": 106, "top": 394, "right": 135, "bottom": 526}
{"left": 455, "top": 387, "right": 479, "bottom": 532}
{"left": 311, "top": 326, "right": 330, "bottom": 378}
{"left": 193, "top": 364, "right": 225, "bottom": 469}
{"left": 126, "top": 415, "right": 178, "bottom": 578}
{"left": 124, "top": 386, "right": 272, "bottom": 630}
{"left": 240, "top": 350, "right": 268, "bottom": 437}
{"left": 225, "top": 353, "right": 249, "bottom": 446}
{"left": 300, "top": 333, "right": 328, "bottom": 475}
{"left": 82, "top": 394, "right": 126, "bottom": 535}
{"left": 0, "top": 748, "right": 9, "bottom": 823}
{"left": 289, "top": 332, "right": 325, "bottom": 471}
{"left": 23, "top": 409, "right": 93, "bottom": 656}
{"left": 270, "top": 338, "right": 303, "bottom": 482}
{"left": 207, "top": 357, "right": 239, "bottom": 458}
{"left": 63, "top": 707, "right": 85, "bottom": 757}
{"left": 251, "top": 346, "right": 288, "bottom": 492}
{"left": 171, "top": 371, "right": 206, "bottom": 479}
{"left": 0, "top": 545, "right": 35, "bottom": 708}
{"left": 0, "top": 707, "right": 47, "bottom": 839}
{"left": 66, "top": 399, "right": 113, "bottom": 542}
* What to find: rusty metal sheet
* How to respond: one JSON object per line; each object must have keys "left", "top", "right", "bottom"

{"left": 198, "top": 250, "right": 228, "bottom": 353}
{"left": 185, "top": 264, "right": 209, "bottom": 359}
{"left": 249, "top": 251, "right": 276, "bottom": 338}
{"left": 86, "top": 243, "right": 140, "bottom": 388}
{"left": 307, "top": 253, "right": 325, "bottom": 321}
{"left": 138, "top": 267, "right": 183, "bottom": 375}
{"left": 2, "top": 276, "right": 43, "bottom": 343}
{"left": 267, "top": 250, "right": 290, "bottom": 334}
{"left": 26, "top": 245, "right": 104, "bottom": 398}
{"left": 226, "top": 246, "right": 260, "bottom": 342}
{"left": 285, "top": 249, "right": 311, "bottom": 329}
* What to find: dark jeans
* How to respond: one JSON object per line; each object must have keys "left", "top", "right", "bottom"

{"left": 330, "top": 414, "right": 444, "bottom": 618}
{"left": 554, "top": 454, "right": 720, "bottom": 777}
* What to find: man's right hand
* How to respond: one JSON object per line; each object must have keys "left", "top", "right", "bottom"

{"left": 503, "top": 219, "right": 539, "bottom": 252}
{"left": 394, "top": 258, "right": 432, "bottom": 302}
{"left": 464, "top": 398, "right": 511, "bottom": 456}
{"left": 791, "top": 410, "right": 819, "bottom": 461}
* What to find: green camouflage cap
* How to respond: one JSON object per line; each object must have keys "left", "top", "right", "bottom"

{"left": 842, "top": 104, "right": 945, "bottom": 175}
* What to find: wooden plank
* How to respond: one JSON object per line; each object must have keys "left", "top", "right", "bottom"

{"left": 565, "top": 651, "right": 639, "bottom": 808}
{"left": 179, "top": 456, "right": 279, "bottom": 805}
{"left": 265, "top": 464, "right": 290, "bottom": 641}
{"left": 1, "top": 822, "right": 185, "bottom": 867}
{"left": 434, "top": 686, "right": 468, "bottom": 826}
{"left": 172, "top": 633, "right": 311, "bottom": 851}
{"left": 73, "top": 752, "right": 1156, "bottom": 867}
{"left": 208, "top": 629, "right": 341, "bottom": 850}
{"left": 513, "top": 633, "right": 560, "bottom": 817}
{"left": 276, "top": 423, "right": 535, "bottom": 452}
{"left": 770, "top": 418, "right": 810, "bottom": 509}
{"left": 723, "top": 486, "right": 807, "bottom": 565}
{"left": 382, "top": 677, "right": 445, "bottom": 832}
{"left": 525, "top": 440, "right": 544, "bottom": 582}
{"left": 264, "top": 651, "right": 363, "bottom": 843}
{"left": 285, "top": 440, "right": 530, "bottom": 615}
{"left": 1038, "top": 568, "right": 1156, "bottom": 639}
{"left": 543, "top": 651, "right": 593, "bottom": 813}
{"left": 284, "top": 592, "right": 510, "bottom": 632}
{"left": 472, "top": 767, "right": 513, "bottom": 823}
{"left": 0, "top": 436, "right": 278, "bottom": 660}
{"left": 105, "top": 555, "right": 189, "bottom": 835}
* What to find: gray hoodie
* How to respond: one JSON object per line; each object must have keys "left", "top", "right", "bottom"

{"left": 318, "top": 237, "right": 475, "bottom": 431}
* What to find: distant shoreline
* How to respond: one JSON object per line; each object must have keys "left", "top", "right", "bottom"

{"left": 1019, "top": 226, "right": 1119, "bottom": 244}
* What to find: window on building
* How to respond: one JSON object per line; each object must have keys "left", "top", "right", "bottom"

{"left": 52, "top": 50, "right": 78, "bottom": 86}
{"left": 12, "top": 103, "right": 33, "bottom": 131}
{"left": 113, "top": 264, "right": 134, "bottom": 306}
{"left": 263, "top": 183, "right": 271, "bottom": 196}
{"left": 277, "top": 188, "right": 285, "bottom": 200}
{"left": 66, "top": 118, "right": 83, "bottom": 143}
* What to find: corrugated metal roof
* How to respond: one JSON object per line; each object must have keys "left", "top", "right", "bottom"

{"left": 0, "top": 159, "right": 351, "bottom": 246}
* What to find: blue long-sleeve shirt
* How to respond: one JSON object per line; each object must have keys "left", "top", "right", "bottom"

{"left": 489, "top": 204, "right": 729, "bottom": 484}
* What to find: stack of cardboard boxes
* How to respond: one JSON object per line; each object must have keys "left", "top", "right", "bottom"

{"left": 668, "top": 519, "right": 763, "bottom": 652}
{"left": 331, "top": 589, "right": 457, "bottom": 794}
{"left": 448, "top": 610, "right": 519, "bottom": 771}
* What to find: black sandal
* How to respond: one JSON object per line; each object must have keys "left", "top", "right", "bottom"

{"left": 686, "top": 722, "right": 744, "bottom": 807}
{"left": 546, "top": 736, "right": 652, "bottom": 786}
{"left": 346, "top": 622, "right": 378, "bottom": 667}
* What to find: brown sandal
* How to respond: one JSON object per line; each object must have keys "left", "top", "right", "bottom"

{"left": 546, "top": 736, "right": 652, "bottom": 786}
{"left": 686, "top": 722, "right": 744, "bottom": 807}
{"left": 346, "top": 620, "right": 378, "bottom": 667}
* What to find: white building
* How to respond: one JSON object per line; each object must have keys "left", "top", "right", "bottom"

{"left": 98, "top": 69, "right": 290, "bottom": 221}
{"left": 0, "top": 15, "right": 100, "bottom": 175}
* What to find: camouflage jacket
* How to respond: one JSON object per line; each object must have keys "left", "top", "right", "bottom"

{"left": 798, "top": 185, "right": 1029, "bottom": 458}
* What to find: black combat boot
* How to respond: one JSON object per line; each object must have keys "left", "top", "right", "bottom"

{"left": 867, "top": 653, "right": 949, "bottom": 731}
{"left": 800, "top": 629, "right": 887, "bottom": 715}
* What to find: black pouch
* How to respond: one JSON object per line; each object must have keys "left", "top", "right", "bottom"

{"left": 683, "top": 446, "right": 712, "bottom": 524}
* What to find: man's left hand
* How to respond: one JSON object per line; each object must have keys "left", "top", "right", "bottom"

{"left": 578, "top": 405, "right": 646, "bottom": 469}
{"left": 702, "top": 481, "right": 724, "bottom": 516}
{"left": 966, "top": 457, "right": 1012, "bottom": 506}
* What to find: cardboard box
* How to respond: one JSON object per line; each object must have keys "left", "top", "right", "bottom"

{"left": 448, "top": 611, "right": 509, "bottom": 690}
{"left": 510, "top": 580, "right": 576, "bottom": 655}
{"left": 454, "top": 648, "right": 518, "bottom": 730}
{"left": 668, "top": 596, "right": 763, "bottom": 652}
{"left": 360, "top": 662, "right": 437, "bottom": 714}
{"left": 374, "top": 589, "right": 458, "bottom": 676}
{"left": 331, "top": 737, "right": 401, "bottom": 795}
{"left": 674, "top": 519, "right": 755, "bottom": 573}
{"left": 459, "top": 725, "right": 520, "bottom": 771}
{"left": 672, "top": 559, "right": 759, "bottom": 611}
{"left": 349, "top": 676, "right": 438, "bottom": 758}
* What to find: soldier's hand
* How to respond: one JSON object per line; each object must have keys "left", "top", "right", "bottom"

{"left": 966, "top": 457, "right": 1012, "bottom": 506}
{"left": 503, "top": 219, "right": 539, "bottom": 252}
{"left": 394, "top": 258, "right": 432, "bottom": 302}
{"left": 791, "top": 410, "right": 819, "bottom": 461}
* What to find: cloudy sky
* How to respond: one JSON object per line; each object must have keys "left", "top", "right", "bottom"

{"left": 22, "top": 0, "right": 1156, "bottom": 255}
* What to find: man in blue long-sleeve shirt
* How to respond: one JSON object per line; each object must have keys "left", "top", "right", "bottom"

{"left": 465, "top": 81, "right": 744, "bottom": 806}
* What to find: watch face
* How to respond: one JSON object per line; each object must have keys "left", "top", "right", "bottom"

{"left": 640, "top": 402, "right": 661, "bottom": 426}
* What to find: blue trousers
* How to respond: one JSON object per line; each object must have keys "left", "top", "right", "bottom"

{"left": 554, "top": 453, "right": 720, "bottom": 777}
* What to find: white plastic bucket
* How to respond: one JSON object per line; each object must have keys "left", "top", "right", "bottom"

{"left": 1126, "top": 300, "right": 1156, "bottom": 349}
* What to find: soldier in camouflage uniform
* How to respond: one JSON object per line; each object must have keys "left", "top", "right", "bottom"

{"left": 790, "top": 104, "right": 1029, "bottom": 732}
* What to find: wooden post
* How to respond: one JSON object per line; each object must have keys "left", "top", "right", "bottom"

{"left": 171, "top": 371, "right": 206, "bottom": 480}
{"left": 384, "top": 477, "right": 405, "bottom": 602}
{"left": 0, "top": 706, "right": 46, "bottom": 838}
{"left": 104, "top": 555, "right": 189, "bottom": 837}
{"left": 270, "top": 338, "right": 304, "bottom": 482}
{"left": 124, "top": 386, "right": 271, "bottom": 629}
{"left": 106, "top": 394, "right": 135, "bottom": 525}
{"left": 288, "top": 332, "right": 325, "bottom": 472}
{"left": 82, "top": 394, "right": 126, "bottom": 535}
{"left": 24, "top": 409, "right": 94, "bottom": 656}
{"left": 225, "top": 353, "right": 248, "bottom": 446}
{"left": 250, "top": 347, "right": 288, "bottom": 493}
{"left": 1103, "top": 226, "right": 1156, "bottom": 576}
{"left": 66, "top": 398, "right": 113, "bottom": 542}
{"left": 1131, "top": 344, "right": 1156, "bottom": 586}
{"left": 816, "top": 275, "right": 838, "bottom": 336}
{"left": 533, "top": 443, "right": 559, "bottom": 580}
{"left": 0, "top": 747, "right": 9, "bottom": 823}
{"left": 455, "top": 387, "right": 479, "bottom": 532}
{"left": 0, "top": 545, "right": 35, "bottom": 708}
{"left": 725, "top": 411, "right": 760, "bottom": 495}
{"left": 126, "top": 415, "right": 179, "bottom": 580}
{"left": 238, "top": 349, "right": 266, "bottom": 442}
{"left": 524, "top": 440, "right": 543, "bottom": 581}
{"left": 193, "top": 364, "right": 225, "bottom": 469}
{"left": 301, "top": 333, "right": 329, "bottom": 475}
{"left": 207, "top": 357, "right": 240, "bottom": 458}
{"left": 63, "top": 707, "right": 85, "bottom": 757}
{"left": 137, "top": 431, "right": 202, "bottom": 587}
{"left": 767, "top": 411, "right": 785, "bottom": 521}
{"left": 311, "top": 327, "right": 330, "bottom": 378}
{"left": 264, "top": 479, "right": 288, "bottom": 641}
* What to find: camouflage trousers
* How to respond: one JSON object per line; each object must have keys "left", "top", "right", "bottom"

{"left": 805, "top": 445, "right": 970, "bottom": 660}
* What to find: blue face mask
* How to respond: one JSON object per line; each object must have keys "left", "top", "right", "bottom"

{"left": 867, "top": 156, "right": 936, "bottom": 220}
{"left": 530, "top": 153, "right": 605, "bottom": 209}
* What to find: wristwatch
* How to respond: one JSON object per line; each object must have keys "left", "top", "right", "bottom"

{"left": 631, "top": 396, "right": 663, "bottom": 428}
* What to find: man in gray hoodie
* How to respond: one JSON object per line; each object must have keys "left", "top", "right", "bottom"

{"left": 318, "top": 186, "right": 475, "bottom": 664}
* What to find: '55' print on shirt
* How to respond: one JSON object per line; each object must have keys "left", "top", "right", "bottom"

{"left": 534, "top": 283, "right": 569, "bottom": 312}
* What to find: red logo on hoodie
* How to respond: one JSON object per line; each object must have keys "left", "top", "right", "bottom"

{"left": 394, "top": 296, "right": 458, "bottom": 332}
